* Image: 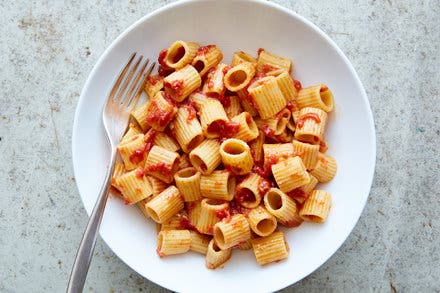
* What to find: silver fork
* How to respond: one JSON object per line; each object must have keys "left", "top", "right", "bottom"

{"left": 67, "top": 53, "right": 155, "bottom": 293}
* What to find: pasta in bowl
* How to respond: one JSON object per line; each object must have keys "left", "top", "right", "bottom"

{"left": 72, "top": 0, "right": 375, "bottom": 292}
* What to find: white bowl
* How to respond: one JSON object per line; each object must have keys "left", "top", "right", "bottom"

{"left": 72, "top": 0, "right": 376, "bottom": 292}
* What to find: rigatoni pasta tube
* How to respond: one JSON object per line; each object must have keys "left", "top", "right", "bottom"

{"left": 172, "top": 106, "right": 204, "bottom": 152}
{"left": 231, "top": 51, "right": 257, "bottom": 66}
{"left": 237, "top": 89, "right": 258, "bottom": 117}
{"left": 164, "top": 40, "right": 200, "bottom": 70}
{"left": 200, "top": 170, "right": 235, "bottom": 201}
{"left": 146, "top": 186, "right": 184, "bottom": 223}
{"left": 202, "top": 63, "right": 228, "bottom": 98}
{"left": 156, "top": 230, "right": 191, "bottom": 257}
{"left": 231, "top": 112, "right": 259, "bottom": 142}
{"left": 189, "top": 139, "right": 221, "bottom": 175}
{"left": 297, "top": 84, "right": 334, "bottom": 112}
{"left": 247, "top": 76, "right": 286, "bottom": 119}
{"left": 117, "top": 134, "right": 147, "bottom": 171}
{"left": 190, "top": 231, "right": 211, "bottom": 254}
{"left": 300, "top": 190, "right": 332, "bottom": 222}
{"left": 206, "top": 239, "right": 231, "bottom": 269}
{"left": 164, "top": 65, "right": 202, "bottom": 102}
{"left": 174, "top": 167, "right": 202, "bottom": 202}
{"left": 310, "top": 153, "right": 337, "bottom": 182}
{"left": 213, "top": 214, "right": 251, "bottom": 249}
{"left": 145, "top": 145, "right": 180, "bottom": 183}
{"left": 147, "top": 176, "right": 168, "bottom": 196}
{"left": 144, "top": 74, "right": 164, "bottom": 98}
{"left": 131, "top": 101, "right": 150, "bottom": 131}
{"left": 294, "top": 107, "right": 328, "bottom": 144}
{"left": 144, "top": 91, "right": 178, "bottom": 131}
{"left": 120, "top": 123, "right": 142, "bottom": 143}
{"left": 257, "top": 49, "right": 292, "bottom": 73}
{"left": 247, "top": 205, "right": 277, "bottom": 237}
{"left": 154, "top": 132, "right": 180, "bottom": 152}
{"left": 111, "top": 161, "right": 125, "bottom": 194}
{"left": 263, "top": 143, "right": 295, "bottom": 170}
{"left": 251, "top": 231, "right": 289, "bottom": 266}
{"left": 199, "top": 99, "right": 231, "bottom": 138}
{"left": 263, "top": 188, "right": 303, "bottom": 227}
{"left": 224, "top": 95, "right": 243, "bottom": 118}
{"left": 292, "top": 139, "right": 320, "bottom": 170}
{"left": 192, "top": 45, "right": 223, "bottom": 77}
{"left": 219, "top": 139, "right": 253, "bottom": 175}
{"left": 275, "top": 71, "right": 298, "bottom": 102}
{"left": 196, "top": 198, "right": 229, "bottom": 234}
{"left": 224, "top": 62, "right": 255, "bottom": 92}
{"left": 235, "top": 173, "right": 270, "bottom": 209}
{"left": 272, "top": 156, "right": 310, "bottom": 193}
{"left": 286, "top": 174, "right": 318, "bottom": 204}
{"left": 114, "top": 168, "right": 152, "bottom": 204}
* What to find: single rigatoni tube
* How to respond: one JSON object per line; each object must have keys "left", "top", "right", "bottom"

{"left": 263, "top": 188, "right": 303, "bottom": 227}
{"left": 257, "top": 49, "right": 292, "bottom": 73}
{"left": 115, "top": 168, "right": 152, "bottom": 204}
{"left": 144, "top": 74, "right": 164, "bottom": 98}
{"left": 199, "top": 99, "right": 230, "bottom": 138}
{"left": 144, "top": 91, "right": 178, "bottom": 131}
{"left": 164, "top": 40, "right": 200, "bottom": 70}
{"left": 275, "top": 71, "right": 298, "bottom": 102}
{"left": 172, "top": 106, "right": 204, "bottom": 152}
{"left": 196, "top": 198, "right": 229, "bottom": 234}
{"left": 247, "top": 205, "right": 277, "bottom": 237}
{"left": 202, "top": 63, "right": 228, "bottom": 98}
{"left": 294, "top": 107, "right": 328, "bottom": 144}
{"left": 249, "top": 130, "right": 265, "bottom": 163}
{"left": 224, "top": 95, "right": 243, "bottom": 118}
{"left": 191, "top": 45, "right": 223, "bottom": 77}
{"left": 224, "top": 62, "right": 255, "bottom": 92}
{"left": 190, "top": 231, "right": 211, "bottom": 254}
{"left": 213, "top": 214, "right": 251, "bottom": 249}
{"left": 205, "top": 239, "right": 232, "bottom": 269}
{"left": 251, "top": 231, "right": 289, "bottom": 266}
{"left": 164, "top": 65, "right": 201, "bottom": 102}
{"left": 247, "top": 76, "right": 286, "bottom": 119}
{"left": 156, "top": 230, "right": 191, "bottom": 257}
{"left": 189, "top": 139, "right": 221, "bottom": 175}
{"left": 219, "top": 139, "right": 254, "bottom": 175}
{"left": 231, "top": 51, "right": 257, "bottom": 66}
{"left": 147, "top": 176, "right": 169, "bottom": 196}
{"left": 154, "top": 132, "right": 180, "bottom": 152}
{"left": 146, "top": 186, "right": 184, "bottom": 223}
{"left": 117, "top": 134, "right": 147, "bottom": 171}
{"left": 120, "top": 123, "right": 142, "bottom": 143}
{"left": 310, "top": 153, "right": 337, "bottom": 182}
{"left": 235, "top": 173, "right": 270, "bottom": 208}
{"left": 131, "top": 101, "right": 150, "bottom": 131}
{"left": 272, "top": 156, "right": 310, "bottom": 193}
{"left": 263, "top": 143, "right": 295, "bottom": 169}
{"left": 200, "top": 170, "right": 235, "bottom": 201}
{"left": 292, "top": 139, "right": 320, "bottom": 170}
{"left": 297, "top": 84, "right": 334, "bottom": 112}
{"left": 174, "top": 167, "right": 202, "bottom": 202}
{"left": 231, "top": 112, "right": 259, "bottom": 142}
{"left": 237, "top": 89, "right": 259, "bottom": 117}
{"left": 300, "top": 190, "right": 332, "bottom": 222}
{"left": 145, "top": 145, "right": 180, "bottom": 183}
{"left": 286, "top": 174, "right": 318, "bottom": 204}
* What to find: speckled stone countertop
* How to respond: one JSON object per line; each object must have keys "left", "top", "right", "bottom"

{"left": 1, "top": 0, "right": 439, "bottom": 292}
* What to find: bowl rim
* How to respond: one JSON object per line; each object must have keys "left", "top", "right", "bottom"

{"left": 72, "top": 0, "right": 376, "bottom": 291}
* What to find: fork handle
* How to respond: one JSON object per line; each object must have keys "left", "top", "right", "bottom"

{"left": 67, "top": 151, "right": 117, "bottom": 293}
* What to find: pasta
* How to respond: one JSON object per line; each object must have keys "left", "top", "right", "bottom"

{"left": 114, "top": 42, "right": 337, "bottom": 269}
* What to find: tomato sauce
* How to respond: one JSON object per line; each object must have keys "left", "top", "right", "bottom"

{"left": 235, "top": 188, "right": 255, "bottom": 204}
{"left": 179, "top": 214, "right": 197, "bottom": 231}
{"left": 257, "top": 48, "right": 264, "bottom": 55}
{"left": 146, "top": 100, "right": 175, "bottom": 128}
{"left": 146, "top": 74, "right": 162, "bottom": 86}
{"left": 157, "top": 49, "right": 174, "bottom": 77}
{"left": 286, "top": 101, "right": 296, "bottom": 112}
{"left": 207, "top": 120, "right": 240, "bottom": 138}
{"left": 258, "top": 178, "right": 271, "bottom": 195}
{"left": 320, "top": 85, "right": 328, "bottom": 92}
{"left": 319, "top": 140, "right": 328, "bottom": 152}
{"left": 292, "top": 78, "right": 302, "bottom": 91}
{"left": 129, "top": 146, "right": 145, "bottom": 164}
{"left": 124, "top": 198, "right": 131, "bottom": 205}
{"left": 197, "top": 45, "right": 216, "bottom": 56}
{"left": 164, "top": 79, "right": 184, "bottom": 98}
{"left": 296, "top": 113, "right": 321, "bottom": 128}
{"left": 147, "top": 162, "right": 172, "bottom": 175}
{"left": 135, "top": 168, "right": 146, "bottom": 179}
{"left": 261, "top": 124, "right": 275, "bottom": 137}
{"left": 252, "top": 164, "right": 271, "bottom": 179}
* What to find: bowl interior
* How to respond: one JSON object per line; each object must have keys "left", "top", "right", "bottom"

{"left": 72, "top": 1, "right": 375, "bottom": 292}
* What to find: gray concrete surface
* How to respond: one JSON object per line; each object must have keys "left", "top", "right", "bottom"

{"left": 1, "top": 0, "right": 439, "bottom": 292}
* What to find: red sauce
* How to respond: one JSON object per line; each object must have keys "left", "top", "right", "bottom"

{"left": 135, "top": 168, "right": 146, "bottom": 179}
{"left": 124, "top": 198, "right": 131, "bottom": 205}
{"left": 296, "top": 113, "right": 321, "bottom": 128}
{"left": 319, "top": 140, "right": 328, "bottom": 152}
{"left": 246, "top": 93, "right": 260, "bottom": 110}
{"left": 158, "top": 66, "right": 173, "bottom": 77}
{"left": 156, "top": 246, "right": 165, "bottom": 258}
{"left": 261, "top": 63, "right": 278, "bottom": 74}
{"left": 252, "top": 164, "right": 271, "bottom": 179}
{"left": 222, "top": 65, "right": 231, "bottom": 75}
{"left": 235, "top": 188, "right": 256, "bottom": 205}
{"left": 182, "top": 104, "right": 197, "bottom": 123}
{"left": 200, "top": 163, "right": 208, "bottom": 172}
{"left": 157, "top": 49, "right": 174, "bottom": 77}
{"left": 197, "top": 45, "right": 216, "bottom": 56}
{"left": 207, "top": 120, "right": 240, "bottom": 138}
{"left": 179, "top": 214, "right": 197, "bottom": 231}
{"left": 320, "top": 85, "right": 328, "bottom": 92}
{"left": 286, "top": 101, "right": 296, "bottom": 112}
{"left": 215, "top": 94, "right": 231, "bottom": 108}
{"left": 292, "top": 78, "right": 302, "bottom": 91}
{"left": 129, "top": 146, "right": 146, "bottom": 164}
{"left": 144, "top": 129, "right": 157, "bottom": 153}
{"left": 286, "top": 188, "right": 307, "bottom": 202}
{"left": 257, "top": 48, "right": 264, "bottom": 55}
{"left": 147, "top": 162, "right": 172, "bottom": 176}
{"left": 147, "top": 74, "right": 162, "bottom": 86}
{"left": 261, "top": 124, "right": 275, "bottom": 137}
{"left": 215, "top": 208, "right": 231, "bottom": 223}
{"left": 165, "top": 79, "right": 184, "bottom": 98}
{"left": 258, "top": 178, "right": 271, "bottom": 195}
{"left": 283, "top": 219, "right": 303, "bottom": 228}
{"left": 229, "top": 199, "right": 251, "bottom": 216}
{"left": 146, "top": 100, "right": 175, "bottom": 127}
